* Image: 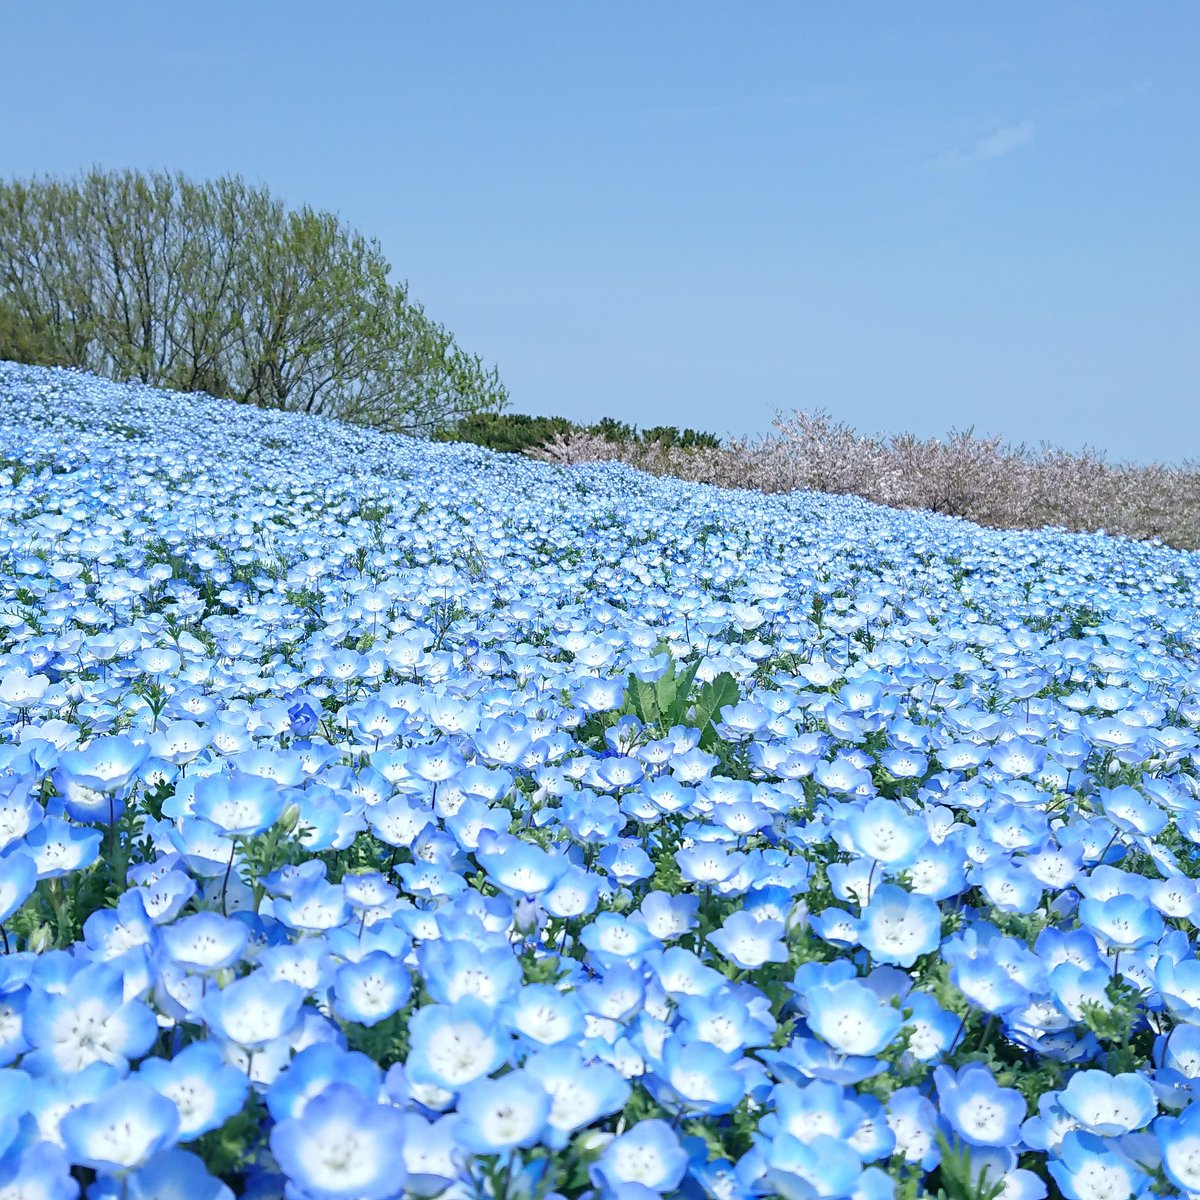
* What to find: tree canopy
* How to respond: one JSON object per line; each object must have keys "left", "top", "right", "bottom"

{"left": 0, "top": 169, "right": 507, "bottom": 434}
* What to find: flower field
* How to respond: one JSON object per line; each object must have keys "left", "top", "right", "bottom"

{"left": 5, "top": 362, "right": 1200, "bottom": 1200}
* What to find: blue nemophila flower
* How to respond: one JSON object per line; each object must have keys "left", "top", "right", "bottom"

{"left": 581, "top": 913, "right": 662, "bottom": 965}
{"left": 89, "top": 1148, "right": 235, "bottom": 1200}
{"left": 1078, "top": 893, "right": 1164, "bottom": 952}
{"left": 202, "top": 972, "right": 305, "bottom": 1049}
{"left": 160, "top": 911, "right": 248, "bottom": 972}
{"left": 267, "top": 1044, "right": 384, "bottom": 1122}
{"left": 60, "top": 1077, "right": 181, "bottom": 1173}
{"left": 405, "top": 997, "right": 509, "bottom": 1092}
{"left": 191, "top": 771, "right": 288, "bottom": 837}
{"left": 501, "top": 983, "right": 586, "bottom": 1048}
{"left": 750, "top": 1131, "right": 864, "bottom": 1200}
{"left": 420, "top": 938, "right": 521, "bottom": 1007}
{"left": 649, "top": 1039, "right": 744, "bottom": 1116}
{"left": 591, "top": 1117, "right": 689, "bottom": 1196}
{"left": 1048, "top": 1130, "right": 1149, "bottom": 1200}
{"left": 708, "top": 911, "right": 788, "bottom": 970}
{"left": 455, "top": 1069, "right": 551, "bottom": 1153}
{"left": 273, "top": 877, "right": 350, "bottom": 932}
{"left": 475, "top": 836, "right": 568, "bottom": 897}
{"left": 23, "top": 816, "right": 103, "bottom": 879}
{"left": 886, "top": 1087, "right": 940, "bottom": 1169}
{"left": 333, "top": 951, "right": 412, "bottom": 1026}
{"left": 524, "top": 1048, "right": 630, "bottom": 1149}
{"left": 0, "top": 1140, "right": 77, "bottom": 1200}
{"left": 803, "top": 979, "right": 903, "bottom": 1059}
{"left": 901, "top": 991, "right": 961, "bottom": 1062}
{"left": 269, "top": 1082, "right": 407, "bottom": 1200}
{"left": 138, "top": 1041, "right": 248, "bottom": 1140}
{"left": 1057, "top": 1068, "right": 1157, "bottom": 1136}
{"left": 23, "top": 961, "right": 157, "bottom": 1075}
{"left": 858, "top": 884, "right": 940, "bottom": 968}
{"left": 933, "top": 1064, "right": 1026, "bottom": 1148}
{"left": 841, "top": 799, "right": 928, "bottom": 868}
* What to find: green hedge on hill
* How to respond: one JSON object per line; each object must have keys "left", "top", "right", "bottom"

{"left": 437, "top": 411, "right": 721, "bottom": 455}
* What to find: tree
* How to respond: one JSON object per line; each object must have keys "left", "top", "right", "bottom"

{"left": 0, "top": 168, "right": 507, "bottom": 433}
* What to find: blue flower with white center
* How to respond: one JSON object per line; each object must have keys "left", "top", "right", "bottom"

{"left": 580, "top": 913, "right": 662, "bottom": 966}
{"left": 272, "top": 877, "right": 349, "bottom": 932}
{"left": 649, "top": 1039, "right": 744, "bottom": 1116}
{"left": 419, "top": 938, "right": 521, "bottom": 1008}
{"left": 901, "top": 991, "right": 961, "bottom": 1062}
{"left": 455, "top": 1069, "right": 551, "bottom": 1154}
{"left": 636, "top": 890, "right": 698, "bottom": 940}
{"left": 761, "top": 1080, "right": 868, "bottom": 1146}
{"left": 201, "top": 972, "right": 305, "bottom": 1050}
{"left": 500, "top": 983, "right": 586, "bottom": 1049}
{"left": 23, "top": 816, "right": 102, "bottom": 879}
{"left": 89, "top": 1148, "right": 235, "bottom": 1200}
{"left": 138, "top": 1041, "right": 248, "bottom": 1139}
{"left": 803, "top": 979, "right": 904, "bottom": 1059}
{"left": 591, "top": 1117, "right": 689, "bottom": 1196}
{"left": 159, "top": 911, "right": 247, "bottom": 973}
{"left": 1049, "top": 1130, "right": 1148, "bottom": 1200}
{"left": 60, "top": 1077, "right": 180, "bottom": 1174}
{"left": 597, "top": 839, "right": 654, "bottom": 886}
{"left": 0, "top": 1141, "right": 77, "bottom": 1200}
{"left": 22, "top": 961, "right": 158, "bottom": 1076}
{"left": 1057, "top": 1069, "right": 1157, "bottom": 1136}
{"left": 973, "top": 862, "right": 1045, "bottom": 914}
{"left": 858, "top": 884, "right": 940, "bottom": 968}
{"left": 676, "top": 843, "right": 745, "bottom": 888}
{"left": 266, "top": 1043, "right": 383, "bottom": 1122}
{"left": 886, "top": 1087, "right": 940, "bottom": 1169}
{"left": 675, "top": 989, "right": 775, "bottom": 1054}
{"left": 405, "top": 997, "right": 509, "bottom": 1092}
{"left": 333, "top": 950, "right": 412, "bottom": 1027}
{"left": 524, "top": 1048, "right": 630, "bottom": 1150}
{"left": 269, "top": 1082, "right": 407, "bottom": 1200}
{"left": 708, "top": 911, "right": 788, "bottom": 970}
{"left": 475, "top": 836, "right": 568, "bottom": 897}
{"left": 933, "top": 1064, "right": 1026, "bottom": 1148}
{"left": 397, "top": 1111, "right": 462, "bottom": 1197}
{"left": 1078, "top": 893, "right": 1164, "bottom": 952}
{"left": 752, "top": 1131, "right": 864, "bottom": 1200}
{"left": 190, "top": 770, "right": 288, "bottom": 838}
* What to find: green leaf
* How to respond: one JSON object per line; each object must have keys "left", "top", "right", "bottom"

{"left": 628, "top": 675, "right": 659, "bottom": 725}
{"left": 691, "top": 671, "right": 740, "bottom": 743}
{"left": 667, "top": 657, "right": 702, "bottom": 725}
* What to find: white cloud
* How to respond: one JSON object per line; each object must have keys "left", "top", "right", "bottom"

{"left": 934, "top": 120, "right": 1036, "bottom": 169}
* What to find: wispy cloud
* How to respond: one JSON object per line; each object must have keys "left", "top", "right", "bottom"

{"left": 933, "top": 120, "right": 1036, "bottom": 169}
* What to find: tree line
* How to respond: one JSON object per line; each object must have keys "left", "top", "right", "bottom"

{"left": 0, "top": 169, "right": 506, "bottom": 434}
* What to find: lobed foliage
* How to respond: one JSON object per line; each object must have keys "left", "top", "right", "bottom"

{"left": 0, "top": 169, "right": 507, "bottom": 434}
{"left": 532, "top": 409, "right": 1200, "bottom": 548}
{"left": 6, "top": 363, "right": 1200, "bottom": 1197}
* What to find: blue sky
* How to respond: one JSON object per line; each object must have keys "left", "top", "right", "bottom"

{"left": 4, "top": 3, "right": 1197, "bottom": 460}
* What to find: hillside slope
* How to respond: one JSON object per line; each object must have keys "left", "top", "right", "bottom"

{"left": 2, "top": 362, "right": 1200, "bottom": 1197}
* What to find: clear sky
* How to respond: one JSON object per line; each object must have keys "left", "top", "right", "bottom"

{"left": 3, "top": 3, "right": 1197, "bottom": 460}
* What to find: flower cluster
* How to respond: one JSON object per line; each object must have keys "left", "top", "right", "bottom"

{"left": 3, "top": 361, "right": 1200, "bottom": 1198}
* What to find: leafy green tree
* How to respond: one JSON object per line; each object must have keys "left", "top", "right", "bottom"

{"left": 0, "top": 168, "right": 507, "bottom": 433}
